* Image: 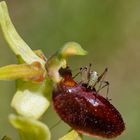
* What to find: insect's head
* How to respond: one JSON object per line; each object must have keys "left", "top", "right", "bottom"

{"left": 59, "top": 66, "right": 72, "bottom": 78}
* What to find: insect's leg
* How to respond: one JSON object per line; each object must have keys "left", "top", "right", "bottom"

{"left": 87, "top": 63, "right": 92, "bottom": 81}
{"left": 72, "top": 67, "right": 83, "bottom": 79}
{"left": 78, "top": 67, "right": 89, "bottom": 84}
{"left": 94, "top": 67, "right": 108, "bottom": 88}
{"left": 73, "top": 63, "right": 92, "bottom": 84}
{"left": 93, "top": 68, "right": 108, "bottom": 102}
{"left": 98, "top": 68, "right": 108, "bottom": 82}
{"left": 97, "top": 81, "right": 111, "bottom": 101}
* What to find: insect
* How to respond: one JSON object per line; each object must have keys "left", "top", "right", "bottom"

{"left": 52, "top": 65, "right": 125, "bottom": 138}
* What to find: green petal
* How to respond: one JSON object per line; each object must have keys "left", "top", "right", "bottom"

{"left": 46, "top": 56, "right": 66, "bottom": 83}
{"left": 9, "top": 114, "right": 51, "bottom": 140}
{"left": 11, "top": 79, "right": 51, "bottom": 119}
{"left": 59, "top": 130, "right": 82, "bottom": 140}
{"left": 46, "top": 42, "right": 87, "bottom": 83}
{"left": 0, "top": 1, "right": 45, "bottom": 66}
{"left": 0, "top": 62, "right": 45, "bottom": 81}
{"left": 60, "top": 42, "right": 87, "bottom": 57}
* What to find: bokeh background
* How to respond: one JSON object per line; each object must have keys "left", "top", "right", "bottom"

{"left": 0, "top": 0, "right": 140, "bottom": 140}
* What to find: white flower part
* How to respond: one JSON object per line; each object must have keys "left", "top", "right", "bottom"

{"left": 11, "top": 89, "right": 49, "bottom": 119}
{"left": 88, "top": 71, "right": 98, "bottom": 87}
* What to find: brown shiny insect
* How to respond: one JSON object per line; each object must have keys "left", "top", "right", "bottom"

{"left": 52, "top": 65, "right": 125, "bottom": 138}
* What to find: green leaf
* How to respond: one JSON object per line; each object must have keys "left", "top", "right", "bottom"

{"left": 9, "top": 114, "right": 51, "bottom": 140}
{"left": 0, "top": 62, "right": 45, "bottom": 81}
{"left": 46, "top": 42, "right": 87, "bottom": 83}
{"left": 59, "top": 130, "right": 82, "bottom": 140}
{"left": 0, "top": 1, "right": 45, "bottom": 66}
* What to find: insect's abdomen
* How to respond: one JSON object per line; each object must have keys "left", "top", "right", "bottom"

{"left": 53, "top": 84, "right": 125, "bottom": 138}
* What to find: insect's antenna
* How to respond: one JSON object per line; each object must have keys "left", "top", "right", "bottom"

{"left": 50, "top": 120, "right": 62, "bottom": 130}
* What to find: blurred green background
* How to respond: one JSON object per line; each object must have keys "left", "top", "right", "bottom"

{"left": 0, "top": 0, "right": 140, "bottom": 140}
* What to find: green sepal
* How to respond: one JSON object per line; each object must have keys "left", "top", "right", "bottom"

{"left": 0, "top": 1, "right": 45, "bottom": 66}
{"left": 9, "top": 114, "right": 51, "bottom": 140}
